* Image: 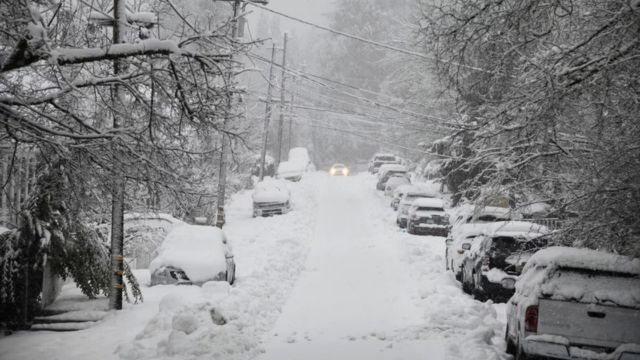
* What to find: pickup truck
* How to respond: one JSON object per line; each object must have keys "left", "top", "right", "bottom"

{"left": 506, "top": 246, "right": 640, "bottom": 360}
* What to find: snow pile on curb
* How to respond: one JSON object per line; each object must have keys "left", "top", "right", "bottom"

{"left": 116, "top": 174, "right": 320, "bottom": 360}
{"left": 365, "top": 174, "right": 509, "bottom": 360}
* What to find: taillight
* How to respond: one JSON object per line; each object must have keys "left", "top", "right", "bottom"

{"left": 525, "top": 305, "right": 538, "bottom": 333}
{"left": 480, "top": 256, "right": 491, "bottom": 272}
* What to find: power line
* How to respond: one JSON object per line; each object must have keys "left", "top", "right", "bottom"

{"left": 247, "top": 2, "right": 493, "bottom": 74}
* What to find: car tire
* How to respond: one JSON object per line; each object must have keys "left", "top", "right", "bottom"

{"left": 407, "top": 222, "right": 414, "bottom": 234}
{"left": 461, "top": 267, "right": 471, "bottom": 294}
{"left": 515, "top": 342, "right": 528, "bottom": 360}
{"left": 472, "top": 272, "right": 486, "bottom": 301}
{"left": 226, "top": 262, "right": 236, "bottom": 285}
{"left": 505, "top": 325, "right": 516, "bottom": 355}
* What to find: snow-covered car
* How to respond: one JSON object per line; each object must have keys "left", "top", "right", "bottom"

{"left": 252, "top": 178, "right": 291, "bottom": 217}
{"left": 445, "top": 206, "right": 519, "bottom": 280}
{"left": 123, "top": 212, "right": 186, "bottom": 269}
{"left": 406, "top": 198, "right": 449, "bottom": 236}
{"left": 505, "top": 247, "right": 640, "bottom": 360}
{"left": 391, "top": 184, "right": 416, "bottom": 210}
{"left": 368, "top": 153, "right": 399, "bottom": 173}
{"left": 150, "top": 225, "right": 235, "bottom": 286}
{"left": 384, "top": 176, "right": 410, "bottom": 197}
{"left": 277, "top": 161, "right": 304, "bottom": 182}
{"left": 396, "top": 189, "right": 437, "bottom": 228}
{"left": 329, "top": 163, "right": 349, "bottom": 176}
{"left": 288, "top": 147, "right": 315, "bottom": 172}
{"left": 376, "top": 164, "right": 408, "bottom": 190}
{"left": 460, "top": 221, "right": 550, "bottom": 301}
{"left": 445, "top": 223, "right": 493, "bottom": 281}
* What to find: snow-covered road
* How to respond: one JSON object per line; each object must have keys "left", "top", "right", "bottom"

{"left": 0, "top": 172, "right": 508, "bottom": 360}
{"left": 259, "top": 175, "right": 441, "bottom": 359}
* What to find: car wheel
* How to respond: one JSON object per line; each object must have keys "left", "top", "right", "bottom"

{"left": 505, "top": 325, "right": 516, "bottom": 355}
{"left": 472, "top": 272, "right": 485, "bottom": 301}
{"left": 407, "top": 222, "right": 415, "bottom": 234}
{"left": 461, "top": 267, "right": 471, "bottom": 294}
{"left": 226, "top": 262, "right": 236, "bottom": 285}
{"left": 515, "top": 342, "right": 528, "bottom": 360}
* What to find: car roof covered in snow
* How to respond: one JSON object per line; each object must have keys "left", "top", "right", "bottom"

{"left": 411, "top": 197, "right": 445, "bottom": 208}
{"left": 252, "top": 178, "right": 290, "bottom": 202}
{"left": 378, "top": 163, "right": 406, "bottom": 173}
{"left": 149, "top": 225, "right": 230, "bottom": 283}
{"left": 385, "top": 176, "right": 410, "bottom": 187}
{"left": 524, "top": 246, "right": 640, "bottom": 275}
{"left": 393, "top": 184, "right": 417, "bottom": 196}
{"left": 277, "top": 160, "right": 304, "bottom": 173}
{"left": 331, "top": 163, "right": 346, "bottom": 168}
{"left": 483, "top": 221, "right": 550, "bottom": 237}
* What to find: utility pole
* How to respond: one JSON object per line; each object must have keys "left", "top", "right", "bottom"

{"left": 275, "top": 33, "right": 287, "bottom": 169}
{"left": 110, "top": 0, "right": 126, "bottom": 310}
{"left": 259, "top": 44, "right": 277, "bottom": 181}
{"left": 215, "top": 0, "right": 269, "bottom": 228}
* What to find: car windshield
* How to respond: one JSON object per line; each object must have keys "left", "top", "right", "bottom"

{"left": 490, "top": 236, "right": 548, "bottom": 253}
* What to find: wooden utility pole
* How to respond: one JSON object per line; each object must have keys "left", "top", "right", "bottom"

{"left": 110, "top": 0, "right": 126, "bottom": 310}
{"left": 259, "top": 44, "right": 277, "bottom": 181}
{"left": 275, "top": 33, "right": 288, "bottom": 168}
{"left": 214, "top": 0, "right": 241, "bottom": 229}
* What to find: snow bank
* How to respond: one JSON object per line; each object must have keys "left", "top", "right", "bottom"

{"left": 149, "top": 225, "right": 228, "bottom": 283}
{"left": 117, "top": 173, "right": 320, "bottom": 360}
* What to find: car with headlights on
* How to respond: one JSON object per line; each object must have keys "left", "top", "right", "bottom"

{"left": 150, "top": 225, "right": 236, "bottom": 286}
{"left": 396, "top": 189, "right": 437, "bottom": 228}
{"left": 460, "top": 221, "right": 550, "bottom": 301}
{"left": 406, "top": 198, "right": 449, "bottom": 236}
{"left": 505, "top": 247, "right": 640, "bottom": 360}
{"left": 329, "top": 163, "right": 349, "bottom": 176}
{"left": 252, "top": 178, "right": 291, "bottom": 217}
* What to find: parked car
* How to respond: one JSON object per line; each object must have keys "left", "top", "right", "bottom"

{"left": 460, "top": 221, "right": 550, "bottom": 301}
{"left": 445, "top": 223, "right": 493, "bottom": 281}
{"left": 446, "top": 205, "right": 520, "bottom": 280}
{"left": 505, "top": 246, "right": 640, "bottom": 360}
{"left": 289, "top": 147, "right": 315, "bottom": 171}
{"left": 376, "top": 164, "right": 408, "bottom": 190}
{"left": 329, "top": 163, "right": 349, "bottom": 176}
{"left": 150, "top": 224, "right": 235, "bottom": 286}
{"left": 252, "top": 178, "right": 291, "bottom": 217}
{"left": 368, "top": 153, "right": 399, "bottom": 173}
{"left": 391, "top": 184, "right": 416, "bottom": 210}
{"left": 406, "top": 198, "right": 449, "bottom": 236}
{"left": 277, "top": 161, "right": 304, "bottom": 182}
{"left": 123, "top": 212, "right": 186, "bottom": 269}
{"left": 384, "top": 176, "right": 411, "bottom": 197}
{"left": 396, "top": 189, "right": 437, "bottom": 228}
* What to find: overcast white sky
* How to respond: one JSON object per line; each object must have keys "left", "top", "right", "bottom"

{"left": 246, "top": 0, "right": 335, "bottom": 36}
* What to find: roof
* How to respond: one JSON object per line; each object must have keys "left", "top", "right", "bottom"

{"left": 411, "top": 198, "right": 445, "bottom": 208}
{"left": 379, "top": 164, "right": 406, "bottom": 173}
{"left": 331, "top": 163, "right": 346, "bottom": 168}
{"left": 484, "top": 221, "right": 550, "bottom": 236}
{"left": 524, "top": 246, "right": 640, "bottom": 275}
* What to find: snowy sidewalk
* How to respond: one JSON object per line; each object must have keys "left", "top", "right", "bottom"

{"left": 257, "top": 175, "right": 445, "bottom": 360}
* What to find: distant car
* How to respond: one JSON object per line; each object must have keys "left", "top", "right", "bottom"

{"left": 505, "top": 246, "right": 640, "bottom": 360}
{"left": 396, "top": 189, "right": 437, "bottom": 228}
{"left": 329, "top": 163, "right": 349, "bottom": 176}
{"left": 376, "top": 164, "right": 408, "bottom": 190}
{"left": 406, "top": 198, "right": 449, "bottom": 236}
{"left": 277, "top": 161, "right": 304, "bottom": 182}
{"left": 391, "top": 184, "right": 418, "bottom": 210}
{"left": 150, "top": 225, "right": 235, "bottom": 286}
{"left": 252, "top": 178, "right": 291, "bottom": 217}
{"left": 368, "top": 153, "right": 399, "bottom": 173}
{"left": 460, "top": 221, "right": 550, "bottom": 301}
{"left": 384, "top": 176, "right": 411, "bottom": 197}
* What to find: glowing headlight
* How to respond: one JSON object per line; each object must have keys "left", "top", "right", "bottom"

{"left": 344, "top": 168, "right": 349, "bottom": 175}
{"left": 330, "top": 169, "right": 336, "bottom": 175}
